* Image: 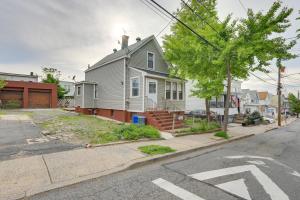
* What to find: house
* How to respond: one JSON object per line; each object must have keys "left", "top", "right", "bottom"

{"left": 0, "top": 72, "right": 57, "bottom": 108}
{"left": 240, "top": 89, "right": 260, "bottom": 114}
{"left": 75, "top": 35, "right": 185, "bottom": 130}
{"left": 60, "top": 81, "right": 75, "bottom": 98}
{"left": 257, "top": 91, "right": 273, "bottom": 116}
{"left": 185, "top": 80, "right": 242, "bottom": 116}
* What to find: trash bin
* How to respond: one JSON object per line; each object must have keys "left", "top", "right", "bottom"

{"left": 132, "top": 115, "right": 146, "bottom": 125}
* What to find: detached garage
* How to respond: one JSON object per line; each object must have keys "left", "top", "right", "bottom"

{"left": 0, "top": 81, "right": 57, "bottom": 109}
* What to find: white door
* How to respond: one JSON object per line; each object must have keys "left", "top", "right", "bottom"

{"left": 147, "top": 79, "right": 158, "bottom": 107}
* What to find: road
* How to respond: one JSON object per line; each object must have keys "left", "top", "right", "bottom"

{"left": 31, "top": 119, "right": 300, "bottom": 200}
{"left": 0, "top": 111, "right": 79, "bottom": 161}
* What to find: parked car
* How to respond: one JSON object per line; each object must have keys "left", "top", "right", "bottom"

{"left": 186, "top": 109, "right": 217, "bottom": 119}
{"left": 263, "top": 116, "right": 275, "bottom": 124}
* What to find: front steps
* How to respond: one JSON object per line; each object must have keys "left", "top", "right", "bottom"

{"left": 145, "top": 111, "right": 184, "bottom": 131}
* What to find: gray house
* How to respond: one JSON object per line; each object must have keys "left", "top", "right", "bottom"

{"left": 75, "top": 35, "right": 185, "bottom": 130}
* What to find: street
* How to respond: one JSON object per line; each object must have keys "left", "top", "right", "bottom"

{"left": 30, "top": 119, "right": 300, "bottom": 200}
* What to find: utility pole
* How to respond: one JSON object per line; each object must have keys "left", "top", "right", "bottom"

{"left": 277, "top": 59, "right": 282, "bottom": 127}
{"left": 223, "top": 59, "right": 231, "bottom": 132}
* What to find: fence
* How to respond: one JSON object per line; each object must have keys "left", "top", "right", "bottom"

{"left": 57, "top": 98, "right": 74, "bottom": 108}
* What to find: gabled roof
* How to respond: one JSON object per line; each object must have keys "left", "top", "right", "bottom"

{"left": 258, "top": 91, "right": 268, "bottom": 100}
{"left": 131, "top": 67, "right": 182, "bottom": 80}
{"left": 86, "top": 35, "right": 156, "bottom": 72}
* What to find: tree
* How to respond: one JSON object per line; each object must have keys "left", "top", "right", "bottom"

{"left": 288, "top": 93, "right": 300, "bottom": 118}
{"left": 42, "top": 67, "right": 67, "bottom": 99}
{"left": 0, "top": 79, "right": 6, "bottom": 89}
{"left": 163, "top": 0, "right": 296, "bottom": 132}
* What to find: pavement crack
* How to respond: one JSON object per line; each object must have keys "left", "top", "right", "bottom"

{"left": 41, "top": 155, "right": 53, "bottom": 184}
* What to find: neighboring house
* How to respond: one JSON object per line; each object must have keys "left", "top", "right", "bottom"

{"left": 257, "top": 91, "right": 273, "bottom": 115}
{"left": 185, "top": 80, "right": 242, "bottom": 116}
{"left": 0, "top": 72, "right": 38, "bottom": 82}
{"left": 75, "top": 35, "right": 185, "bottom": 130}
{"left": 60, "top": 81, "right": 75, "bottom": 97}
{"left": 0, "top": 72, "right": 57, "bottom": 108}
{"left": 269, "top": 94, "right": 285, "bottom": 117}
{"left": 240, "top": 89, "right": 260, "bottom": 114}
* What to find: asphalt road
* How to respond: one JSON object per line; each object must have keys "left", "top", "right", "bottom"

{"left": 31, "top": 119, "right": 300, "bottom": 200}
{"left": 0, "top": 111, "right": 80, "bottom": 161}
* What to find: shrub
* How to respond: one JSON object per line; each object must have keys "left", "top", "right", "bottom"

{"left": 214, "top": 131, "right": 229, "bottom": 139}
{"left": 138, "top": 145, "right": 176, "bottom": 155}
{"left": 4, "top": 100, "right": 21, "bottom": 109}
{"left": 112, "top": 124, "right": 160, "bottom": 140}
{"left": 190, "top": 120, "right": 220, "bottom": 133}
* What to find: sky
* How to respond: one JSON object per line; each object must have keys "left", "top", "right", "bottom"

{"left": 0, "top": 0, "right": 299, "bottom": 95}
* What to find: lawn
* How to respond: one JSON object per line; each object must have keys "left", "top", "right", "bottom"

{"left": 39, "top": 114, "right": 160, "bottom": 144}
{"left": 174, "top": 117, "right": 221, "bottom": 136}
{"left": 138, "top": 145, "right": 176, "bottom": 155}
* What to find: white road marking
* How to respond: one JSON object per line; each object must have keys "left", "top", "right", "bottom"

{"left": 152, "top": 178, "right": 206, "bottom": 200}
{"left": 216, "top": 179, "right": 252, "bottom": 200}
{"left": 291, "top": 171, "right": 300, "bottom": 177}
{"left": 226, "top": 155, "right": 274, "bottom": 161}
{"left": 246, "top": 160, "right": 267, "bottom": 166}
{"left": 190, "top": 165, "right": 289, "bottom": 200}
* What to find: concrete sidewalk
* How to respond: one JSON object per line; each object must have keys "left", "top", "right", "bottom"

{"left": 0, "top": 118, "right": 296, "bottom": 200}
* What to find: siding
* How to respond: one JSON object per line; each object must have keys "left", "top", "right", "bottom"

{"left": 128, "top": 40, "right": 169, "bottom": 73}
{"left": 74, "top": 84, "right": 83, "bottom": 107}
{"left": 85, "top": 59, "right": 125, "bottom": 110}
{"left": 126, "top": 68, "right": 144, "bottom": 111}
{"left": 83, "top": 84, "right": 94, "bottom": 108}
{"left": 144, "top": 77, "right": 185, "bottom": 111}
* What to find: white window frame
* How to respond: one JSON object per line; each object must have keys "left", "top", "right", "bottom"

{"left": 165, "top": 81, "right": 184, "bottom": 101}
{"left": 130, "top": 76, "right": 140, "bottom": 98}
{"left": 147, "top": 51, "right": 155, "bottom": 70}
{"left": 172, "top": 82, "right": 177, "bottom": 100}
{"left": 77, "top": 86, "right": 81, "bottom": 96}
{"left": 93, "top": 84, "right": 98, "bottom": 99}
{"left": 165, "top": 81, "right": 171, "bottom": 100}
{"left": 178, "top": 82, "right": 184, "bottom": 101}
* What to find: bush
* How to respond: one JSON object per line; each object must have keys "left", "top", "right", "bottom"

{"left": 138, "top": 145, "right": 176, "bottom": 155}
{"left": 244, "top": 111, "right": 263, "bottom": 125}
{"left": 214, "top": 131, "right": 229, "bottom": 139}
{"left": 112, "top": 124, "right": 160, "bottom": 141}
{"left": 189, "top": 120, "right": 220, "bottom": 133}
{"left": 4, "top": 100, "right": 21, "bottom": 109}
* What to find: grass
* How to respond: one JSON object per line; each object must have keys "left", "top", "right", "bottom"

{"left": 176, "top": 118, "right": 220, "bottom": 135}
{"left": 138, "top": 145, "right": 176, "bottom": 155}
{"left": 214, "top": 131, "right": 230, "bottom": 139}
{"left": 40, "top": 114, "right": 160, "bottom": 144}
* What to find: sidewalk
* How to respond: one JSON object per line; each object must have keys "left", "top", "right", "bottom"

{"left": 0, "top": 118, "right": 297, "bottom": 200}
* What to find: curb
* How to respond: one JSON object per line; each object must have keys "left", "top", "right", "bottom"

{"left": 10, "top": 133, "right": 254, "bottom": 200}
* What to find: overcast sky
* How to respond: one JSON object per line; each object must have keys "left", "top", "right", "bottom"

{"left": 0, "top": 0, "right": 299, "bottom": 95}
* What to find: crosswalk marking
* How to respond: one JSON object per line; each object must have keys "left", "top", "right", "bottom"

{"left": 152, "top": 178, "right": 206, "bottom": 200}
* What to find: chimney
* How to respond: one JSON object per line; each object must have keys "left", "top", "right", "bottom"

{"left": 113, "top": 48, "right": 117, "bottom": 53}
{"left": 136, "top": 37, "right": 141, "bottom": 42}
{"left": 121, "top": 35, "right": 129, "bottom": 49}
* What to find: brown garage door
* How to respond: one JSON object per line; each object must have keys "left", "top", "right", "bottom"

{"left": 0, "top": 89, "right": 23, "bottom": 108}
{"left": 29, "top": 89, "right": 51, "bottom": 108}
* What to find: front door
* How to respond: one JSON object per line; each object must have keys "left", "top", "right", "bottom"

{"left": 147, "top": 79, "right": 158, "bottom": 108}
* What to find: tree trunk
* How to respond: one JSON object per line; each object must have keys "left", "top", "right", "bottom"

{"left": 205, "top": 98, "right": 210, "bottom": 122}
{"left": 223, "top": 60, "right": 231, "bottom": 132}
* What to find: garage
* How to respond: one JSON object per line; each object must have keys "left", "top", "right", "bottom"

{"left": 0, "top": 89, "right": 23, "bottom": 108}
{"left": 29, "top": 89, "right": 51, "bottom": 108}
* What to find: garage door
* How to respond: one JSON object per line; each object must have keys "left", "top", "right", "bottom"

{"left": 0, "top": 90, "right": 23, "bottom": 108}
{"left": 29, "top": 89, "right": 51, "bottom": 108}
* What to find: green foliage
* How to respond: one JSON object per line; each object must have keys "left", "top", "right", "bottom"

{"left": 3, "top": 100, "right": 22, "bottom": 109}
{"left": 112, "top": 124, "right": 160, "bottom": 140}
{"left": 138, "top": 145, "right": 176, "bottom": 155}
{"left": 0, "top": 79, "right": 6, "bottom": 89}
{"left": 214, "top": 131, "right": 229, "bottom": 139}
{"left": 42, "top": 67, "right": 67, "bottom": 99}
{"left": 288, "top": 93, "right": 300, "bottom": 116}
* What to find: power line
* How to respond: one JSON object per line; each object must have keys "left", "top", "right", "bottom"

{"left": 237, "top": 0, "right": 247, "bottom": 13}
{"left": 249, "top": 72, "right": 277, "bottom": 87}
{"left": 180, "top": 0, "right": 223, "bottom": 40}
{"left": 138, "top": 0, "right": 172, "bottom": 21}
{"left": 195, "top": 0, "right": 222, "bottom": 24}
{"left": 148, "top": 0, "right": 220, "bottom": 50}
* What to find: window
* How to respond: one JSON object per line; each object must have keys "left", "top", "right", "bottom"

{"left": 94, "top": 85, "right": 98, "bottom": 99}
{"left": 147, "top": 52, "right": 155, "bottom": 70}
{"left": 178, "top": 83, "right": 183, "bottom": 100}
{"left": 77, "top": 86, "right": 81, "bottom": 96}
{"left": 172, "top": 82, "right": 177, "bottom": 100}
{"left": 130, "top": 77, "right": 139, "bottom": 97}
{"left": 64, "top": 85, "right": 70, "bottom": 92}
{"left": 165, "top": 81, "right": 171, "bottom": 100}
{"left": 149, "top": 82, "right": 156, "bottom": 94}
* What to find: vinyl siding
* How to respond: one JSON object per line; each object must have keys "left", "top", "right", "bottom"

{"left": 128, "top": 40, "right": 169, "bottom": 73}
{"left": 126, "top": 68, "right": 144, "bottom": 111}
{"left": 74, "top": 84, "right": 83, "bottom": 107}
{"left": 83, "top": 84, "right": 94, "bottom": 108}
{"left": 85, "top": 59, "right": 125, "bottom": 110}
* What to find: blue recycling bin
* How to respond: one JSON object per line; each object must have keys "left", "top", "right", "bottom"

{"left": 132, "top": 115, "right": 146, "bottom": 125}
